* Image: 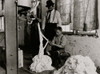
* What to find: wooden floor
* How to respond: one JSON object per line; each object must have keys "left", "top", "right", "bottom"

{"left": 0, "top": 67, "right": 32, "bottom": 74}
{"left": 18, "top": 68, "right": 54, "bottom": 74}
{"left": 18, "top": 68, "right": 32, "bottom": 74}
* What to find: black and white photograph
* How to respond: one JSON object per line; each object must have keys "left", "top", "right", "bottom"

{"left": 0, "top": 0, "right": 100, "bottom": 74}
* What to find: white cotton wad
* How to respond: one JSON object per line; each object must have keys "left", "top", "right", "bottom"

{"left": 54, "top": 55, "right": 98, "bottom": 74}
{"left": 29, "top": 23, "right": 54, "bottom": 72}
{"left": 30, "top": 55, "right": 54, "bottom": 72}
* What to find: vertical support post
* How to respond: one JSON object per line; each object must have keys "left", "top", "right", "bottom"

{"left": 5, "top": 0, "right": 18, "bottom": 74}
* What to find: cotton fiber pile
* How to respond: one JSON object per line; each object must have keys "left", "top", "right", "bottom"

{"left": 54, "top": 55, "right": 98, "bottom": 74}
{"left": 30, "top": 55, "right": 54, "bottom": 72}
{"left": 29, "top": 23, "right": 54, "bottom": 72}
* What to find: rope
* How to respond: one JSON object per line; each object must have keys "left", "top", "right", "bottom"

{"left": 37, "top": 23, "right": 49, "bottom": 57}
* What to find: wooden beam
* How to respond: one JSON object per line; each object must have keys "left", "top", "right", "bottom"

{"left": 5, "top": 0, "right": 18, "bottom": 74}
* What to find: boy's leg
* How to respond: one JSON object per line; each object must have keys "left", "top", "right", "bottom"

{"left": 59, "top": 52, "right": 71, "bottom": 66}
{"left": 50, "top": 51, "right": 59, "bottom": 69}
{"left": 57, "top": 53, "right": 62, "bottom": 68}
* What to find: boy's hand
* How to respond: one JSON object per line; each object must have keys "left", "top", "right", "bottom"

{"left": 49, "top": 42, "right": 54, "bottom": 46}
{"left": 49, "top": 42, "right": 59, "bottom": 47}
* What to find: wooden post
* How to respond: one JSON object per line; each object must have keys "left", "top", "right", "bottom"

{"left": 5, "top": 0, "right": 18, "bottom": 74}
{"left": 0, "top": 10, "right": 4, "bottom": 16}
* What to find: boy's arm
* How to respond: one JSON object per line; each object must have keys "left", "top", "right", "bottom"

{"left": 52, "top": 36, "right": 66, "bottom": 49}
{"left": 49, "top": 37, "right": 55, "bottom": 46}
{"left": 52, "top": 43, "right": 64, "bottom": 49}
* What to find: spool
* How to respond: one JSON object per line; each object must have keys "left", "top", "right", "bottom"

{"left": 18, "top": 0, "right": 31, "bottom": 8}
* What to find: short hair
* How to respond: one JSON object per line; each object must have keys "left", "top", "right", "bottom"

{"left": 55, "top": 26, "right": 62, "bottom": 31}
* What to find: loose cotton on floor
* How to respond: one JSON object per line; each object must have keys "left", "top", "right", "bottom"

{"left": 30, "top": 55, "right": 54, "bottom": 72}
{"left": 54, "top": 55, "right": 98, "bottom": 74}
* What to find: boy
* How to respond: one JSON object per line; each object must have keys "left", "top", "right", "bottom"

{"left": 49, "top": 27, "right": 70, "bottom": 69}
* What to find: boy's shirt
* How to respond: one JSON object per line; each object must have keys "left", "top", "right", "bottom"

{"left": 52, "top": 34, "right": 67, "bottom": 49}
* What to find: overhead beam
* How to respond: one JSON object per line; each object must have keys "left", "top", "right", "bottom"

{"left": 5, "top": 0, "right": 18, "bottom": 74}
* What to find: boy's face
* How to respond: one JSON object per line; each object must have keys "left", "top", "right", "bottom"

{"left": 56, "top": 30, "right": 62, "bottom": 36}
